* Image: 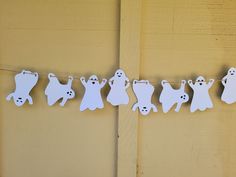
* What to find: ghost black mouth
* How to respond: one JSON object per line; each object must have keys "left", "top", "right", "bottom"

{"left": 199, "top": 83, "right": 202, "bottom": 85}
{"left": 92, "top": 81, "right": 95, "bottom": 84}
{"left": 231, "top": 73, "right": 234, "bottom": 75}
{"left": 118, "top": 75, "right": 121, "bottom": 77}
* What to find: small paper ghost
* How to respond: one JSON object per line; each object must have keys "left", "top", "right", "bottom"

{"left": 221, "top": 67, "right": 236, "bottom": 104}
{"left": 107, "top": 69, "right": 130, "bottom": 106}
{"left": 188, "top": 76, "right": 214, "bottom": 112}
{"left": 132, "top": 80, "right": 157, "bottom": 116}
{"left": 6, "top": 70, "right": 39, "bottom": 106}
{"left": 159, "top": 80, "right": 189, "bottom": 113}
{"left": 45, "top": 73, "right": 75, "bottom": 106}
{"left": 80, "top": 75, "right": 107, "bottom": 111}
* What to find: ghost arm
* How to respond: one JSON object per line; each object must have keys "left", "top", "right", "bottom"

{"left": 27, "top": 95, "right": 33, "bottom": 104}
{"left": 80, "top": 77, "right": 87, "bottom": 87}
{"left": 108, "top": 77, "right": 114, "bottom": 87}
{"left": 221, "top": 76, "right": 227, "bottom": 86}
{"left": 151, "top": 104, "right": 158, "bottom": 112}
{"left": 132, "top": 103, "right": 139, "bottom": 111}
{"left": 100, "top": 79, "right": 107, "bottom": 88}
{"left": 161, "top": 80, "right": 168, "bottom": 87}
{"left": 188, "top": 80, "right": 195, "bottom": 90}
{"left": 67, "top": 76, "right": 73, "bottom": 87}
{"left": 207, "top": 79, "right": 215, "bottom": 89}
{"left": 175, "top": 102, "right": 183, "bottom": 112}
{"left": 6, "top": 93, "right": 14, "bottom": 101}
{"left": 180, "top": 80, "right": 186, "bottom": 90}
{"left": 125, "top": 79, "right": 130, "bottom": 89}
{"left": 60, "top": 97, "right": 68, "bottom": 107}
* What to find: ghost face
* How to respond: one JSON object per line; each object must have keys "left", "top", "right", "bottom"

{"left": 66, "top": 89, "right": 75, "bottom": 99}
{"left": 228, "top": 68, "right": 236, "bottom": 76}
{"left": 88, "top": 75, "right": 100, "bottom": 86}
{"left": 14, "top": 96, "right": 26, "bottom": 107}
{"left": 180, "top": 93, "right": 189, "bottom": 103}
{"left": 139, "top": 106, "right": 151, "bottom": 116}
{"left": 196, "top": 76, "right": 206, "bottom": 86}
{"left": 115, "top": 69, "right": 125, "bottom": 78}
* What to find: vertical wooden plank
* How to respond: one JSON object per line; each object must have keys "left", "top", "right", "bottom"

{"left": 117, "top": 0, "right": 141, "bottom": 177}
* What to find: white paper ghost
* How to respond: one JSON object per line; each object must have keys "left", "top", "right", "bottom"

{"left": 132, "top": 80, "right": 157, "bottom": 116}
{"left": 159, "top": 80, "right": 189, "bottom": 113}
{"left": 6, "top": 70, "right": 39, "bottom": 107}
{"left": 107, "top": 69, "right": 130, "bottom": 106}
{"left": 80, "top": 75, "right": 107, "bottom": 111}
{"left": 188, "top": 76, "right": 214, "bottom": 112}
{"left": 45, "top": 73, "right": 75, "bottom": 106}
{"left": 221, "top": 67, "right": 236, "bottom": 104}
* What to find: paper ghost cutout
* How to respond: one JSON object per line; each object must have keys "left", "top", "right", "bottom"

{"left": 159, "top": 80, "right": 189, "bottom": 113}
{"left": 132, "top": 80, "right": 157, "bottom": 116}
{"left": 107, "top": 69, "right": 130, "bottom": 106}
{"left": 188, "top": 76, "right": 214, "bottom": 112}
{"left": 221, "top": 67, "right": 236, "bottom": 104}
{"left": 6, "top": 70, "right": 39, "bottom": 107}
{"left": 45, "top": 73, "right": 75, "bottom": 106}
{"left": 80, "top": 75, "right": 107, "bottom": 111}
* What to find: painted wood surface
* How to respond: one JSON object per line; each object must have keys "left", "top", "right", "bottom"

{"left": 0, "top": 0, "right": 119, "bottom": 177}
{"left": 138, "top": 0, "right": 236, "bottom": 177}
{"left": 0, "top": 0, "right": 236, "bottom": 177}
{"left": 118, "top": 0, "right": 141, "bottom": 177}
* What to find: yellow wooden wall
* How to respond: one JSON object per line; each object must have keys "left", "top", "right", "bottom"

{"left": 0, "top": 0, "right": 236, "bottom": 177}
{"left": 138, "top": 0, "right": 236, "bottom": 177}
{"left": 0, "top": 0, "right": 119, "bottom": 177}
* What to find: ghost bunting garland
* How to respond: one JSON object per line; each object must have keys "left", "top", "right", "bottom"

{"left": 159, "top": 80, "right": 189, "bottom": 113}
{"left": 221, "top": 67, "right": 236, "bottom": 104}
{"left": 80, "top": 75, "right": 107, "bottom": 111}
{"left": 6, "top": 70, "right": 39, "bottom": 106}
{"left": 45, "top": 73, "right": 75, "bottom": 106}
{"left": 188, "top": 76, "right": 214, "bottom": 112}
{"left": 3, "top": 67, "right": 236, "bottom": 114}
{"left": 132, "top": 80, "right": 157, "bottom": 116}
{"left": 107, "top": 69, "right": 130, "bottom": 106}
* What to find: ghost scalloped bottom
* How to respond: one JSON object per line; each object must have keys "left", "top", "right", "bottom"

{"left": 80, "top": 75, "right": 107, "bottom": 111}
{"left": 188, "top": 76, "right": 214, "bottom": 112}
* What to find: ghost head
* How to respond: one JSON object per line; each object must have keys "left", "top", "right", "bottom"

{"left": 139, "top": 106, "right": 152, "bottom": 116}
{"left": 87, "top": 75, "right": 100, "bottom": 86}
{"left": 66, "top": 89, "right": 75, "bottom": 99}
{"left": 196, "top": 76, "right": 206, "bottom": 86}
{"left": 115, "top": 69, "right": 126, "bottom": 79}
{"left": 228, "top": 67, "right": 236, "bottom": 77}
{"left": 14, "top": 96, "right": 27, "bottom": 106}
{"left": 180, "top": 93, "right": 189, "bottom": 103}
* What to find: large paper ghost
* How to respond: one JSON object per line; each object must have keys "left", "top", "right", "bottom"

{"left": 159, "top": 80, "right": 189, "bottom": 113}
{"left": 107, "top": 69, "right": 130, "bottom": 106}
{"left": 221, "top": 67, "right": 236, "bottom": 104}
{"left": 6, "top": 70, "right": 39, "bottom": 107}
{"left": 132, "top": 80, "right": 157, "bottom": 116}
{"left": 45, "top": 73, "right": 75, "bottom": 106}
{"left": 188, "top": 76, "right": 214, "bottom": 112}
{"left": 80, "top": 75, "right": 107, "bottom": 111}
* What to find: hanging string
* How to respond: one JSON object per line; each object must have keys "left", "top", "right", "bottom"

{"left": 0, "top": 67, "right": 225, "bottom": 83}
